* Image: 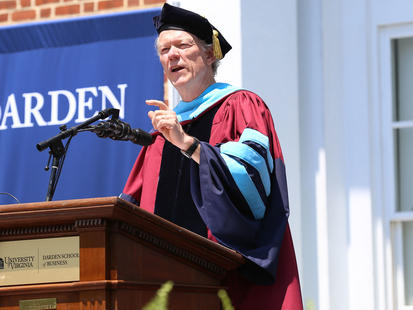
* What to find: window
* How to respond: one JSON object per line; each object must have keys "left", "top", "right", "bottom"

{"left": 390, "top": 36, "right": 413, "bottom": 309}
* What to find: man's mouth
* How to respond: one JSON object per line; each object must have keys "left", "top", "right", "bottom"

{"left": 171, "top": 66, "right": 184, "bottom": 73}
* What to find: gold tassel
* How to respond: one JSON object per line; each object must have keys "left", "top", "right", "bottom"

{"left": 212, "top": 30, "right": 223, "bottom": 60}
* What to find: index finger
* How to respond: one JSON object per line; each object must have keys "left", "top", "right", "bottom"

{"left": 146, "top": 99, "right": 169, "bottom": 111}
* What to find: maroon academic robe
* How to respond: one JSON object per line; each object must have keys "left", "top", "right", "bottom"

{"left": 121, "top": 88, "right": 303, "bottom": 309}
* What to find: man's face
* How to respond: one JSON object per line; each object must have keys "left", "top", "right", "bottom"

{"left": 157, "top": 30, "right": 214, "bottom": 91}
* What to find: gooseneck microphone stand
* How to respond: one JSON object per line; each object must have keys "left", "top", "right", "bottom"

{"left": 44, "top": 139, "right": 65, "bottom": 202}
{"left": 36, "top": 108, "right": 119, "bottom": 201}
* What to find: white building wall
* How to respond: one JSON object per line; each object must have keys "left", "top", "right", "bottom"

{"left": 320, "top": 1, "right": 375, "bottom": 309}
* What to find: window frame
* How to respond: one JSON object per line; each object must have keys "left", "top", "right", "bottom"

{"left": 378, "top": 23, "right": 413, "bottom": 310}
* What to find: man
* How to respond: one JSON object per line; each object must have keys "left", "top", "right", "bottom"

{"left": 120, "top": 3, "right": 303, "bottom": 309}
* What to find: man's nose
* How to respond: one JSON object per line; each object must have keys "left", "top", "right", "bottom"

{"left": 167, "top": 46, "right": 180, "bottom": 59}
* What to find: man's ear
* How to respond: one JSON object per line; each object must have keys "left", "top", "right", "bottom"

{"left": 206, "top": 47, "right": 216, "bottom": 65}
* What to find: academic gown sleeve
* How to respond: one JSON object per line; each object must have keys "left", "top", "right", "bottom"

{"left": 120, "top": 133, "right": 165, "bottom": 214}
{"left": 189, "top": 90, "right": 295, "bottom": 284}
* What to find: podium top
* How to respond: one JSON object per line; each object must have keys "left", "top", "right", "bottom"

{"left": 0, "top": 196, "right": 245, "bottom": 273}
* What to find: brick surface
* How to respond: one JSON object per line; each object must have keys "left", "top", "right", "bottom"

{"left": 144, "top": 0, "right": 163, "bottom": 4}
{"left": 83, "top": 2, "right": 94, "bottom": 12}
{"left": 11, "top": 9, "right": 36, "bottom": 21}
{"left": 0, "top": 1, "right": 17, "bottom": 10}
{"left": 40, "top": 7, "right": 51, "bottom": 17}
{"left": 98, "top": 0, "right": 123, "bottom": 10}
{"left": 55, "top": 4, "right": 80, "bottom": 15}
{"left": 127, "top": 0, "right": 139, "bottom": 6}
{"left": 0, "top": 13, "right": 8, "bottom": 22}
{"left": 35, "top": 0, "right": 59, "bottom": 5}
{"left": 20, "top": 0, "right": 31, "bottom": 7}
{"left": 2, "top": 0, "right": 155, "bottom": 25}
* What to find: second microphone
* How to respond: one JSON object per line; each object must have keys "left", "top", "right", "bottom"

{"left": 91, "top": 119, "right": 153, "bottom": 146}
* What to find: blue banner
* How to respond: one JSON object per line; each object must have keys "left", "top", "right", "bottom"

{"left": 0, "top": 9, "right": 163, "bottom": 204}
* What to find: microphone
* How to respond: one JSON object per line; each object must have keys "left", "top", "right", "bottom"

{"left": 91, "top": 119, "right": 153, "bottom": 146}
{"left": 36, "top": 108, "right": 119, "bottom": 152}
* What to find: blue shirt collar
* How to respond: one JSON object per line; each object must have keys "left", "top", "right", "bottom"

{"left": 174, "top": 83, "right": 241, "bottom": 122}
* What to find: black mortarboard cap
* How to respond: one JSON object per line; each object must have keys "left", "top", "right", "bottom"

{"left": 153, "top": 3, "right": 232, "bottom": 59}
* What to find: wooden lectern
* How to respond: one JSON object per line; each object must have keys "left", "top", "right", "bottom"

{"left": 0, "top": 197, "right": 244, "bottom": 310}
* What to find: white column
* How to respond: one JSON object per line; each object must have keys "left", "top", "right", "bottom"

{"left": 298, "top": 0, "right": 330, "bottom": 308}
